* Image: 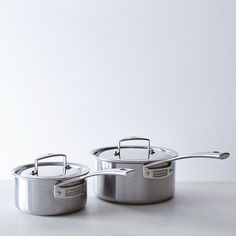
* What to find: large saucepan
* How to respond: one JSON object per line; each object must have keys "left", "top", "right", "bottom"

{"left": 12, "top": 153, "right": 135, "bottom": 215}
{"left": 91, "top": 137, "right": 230, "bottom": 204}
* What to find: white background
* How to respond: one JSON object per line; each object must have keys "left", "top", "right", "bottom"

{"left": 0, "top": 0, "right": 235, "bottom": 181}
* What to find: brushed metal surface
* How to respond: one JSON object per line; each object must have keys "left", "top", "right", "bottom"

{"left": 14, "top": 177, "right": 87, "bottom": 216}
{"left": 93, "top": 160, "right": 175, "bottom": 204}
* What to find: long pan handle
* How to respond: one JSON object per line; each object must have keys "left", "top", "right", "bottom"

{"left": 54, "top": 168, "right": 135, "bottom": 199}
{"left": 145, "top": 151, "right": 230, "bottom": 169}
{"left": 56, "top": 168, "right": 135, "bottom": 188}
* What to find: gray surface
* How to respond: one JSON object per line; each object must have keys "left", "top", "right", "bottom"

{"left": 0, "top": 181, "right": 236, "bottom": 236}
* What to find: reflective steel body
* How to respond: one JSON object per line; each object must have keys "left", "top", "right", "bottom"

{"left": 14, "top": 177, "right": 87, "bottom": 215}
{"left": 94, "top": 160, "right": 175, "bottom": 204}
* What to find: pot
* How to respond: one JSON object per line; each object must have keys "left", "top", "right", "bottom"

{"left": 12, "top": 153, "right": 135, "bottom": 216}
{"left": 91, "top": 136, "right": 230, "bottom": 204}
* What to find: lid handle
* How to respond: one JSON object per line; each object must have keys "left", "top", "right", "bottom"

{"left": 32, "top": 153, "right": 68, "bottom": 176}
{"left": 114, "top": 137, "right": 153, "bottom": 159}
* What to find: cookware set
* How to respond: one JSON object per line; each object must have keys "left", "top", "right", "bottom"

{"left": 12, "top": 137, "right": 230, "bottom": 215}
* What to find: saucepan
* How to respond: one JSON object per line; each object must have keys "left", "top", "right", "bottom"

{"left": 12, "top": 153, "right": 135, "bottom": 216}
{"left": 91, "top": 137, "right": 230, "bottom": 204}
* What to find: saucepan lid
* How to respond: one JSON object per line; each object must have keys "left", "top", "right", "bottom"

{"left": 12, "top": 153, "right": 90, "bottom": 180}
{"left": 92, "top": 137, "right": 178, "bottom": 164}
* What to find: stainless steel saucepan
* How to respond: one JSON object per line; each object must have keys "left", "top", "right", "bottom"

{"left": 12, "top": 153, "right": 135, "bottom": 216}
{"left": 91, "top": 137, "right": 230, "bottom": 204}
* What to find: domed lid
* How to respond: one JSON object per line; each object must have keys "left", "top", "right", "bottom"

{"left": 12, "top": 153, "right": 90, "bottom": 180}
{"left": 92, "top": 137, "right": 178, "bottom": 164}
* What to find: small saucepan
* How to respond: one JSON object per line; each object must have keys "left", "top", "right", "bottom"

{"left": 91, "top": 137, "right": 230, "bottom": 204}
{"left": 12, "top": 153, "right": 135, "bottom": 216}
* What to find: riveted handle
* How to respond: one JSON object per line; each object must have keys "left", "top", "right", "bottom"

{"left": 32, "top": 153, "right": 67, "bottom": 175}
{"left": 143, "top": 151, "right": 230, "bottom": 179}
{"left": 114, "top": 137, "right": 152, "bottom": 159}
{"left": 54, "top": 168, "right": 136, "bottom": 198}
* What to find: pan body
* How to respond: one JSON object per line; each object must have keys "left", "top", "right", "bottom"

{"left": 93, "top": 160, "right": 175, "bottom": 204}
{"left": 14, "top": 177, "right": 87, "bottom": 216}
